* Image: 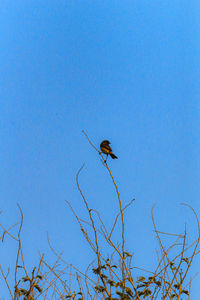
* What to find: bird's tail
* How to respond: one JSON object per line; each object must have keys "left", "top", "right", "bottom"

{"left": 110, "top": 153, "right": 118, "bottom": 159}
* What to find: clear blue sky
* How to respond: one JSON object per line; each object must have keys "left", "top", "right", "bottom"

{"left": 1, "top": 0, "right": 200, "bottom": 298}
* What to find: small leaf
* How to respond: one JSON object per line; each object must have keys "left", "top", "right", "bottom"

{"left": 155, "top": 281, "right": 161, "bottom": 286}
{"left": 148, "top": 276, "right": 154, "bottom": 281}
{"left": 125, "top": 252, "right": 132, "bottom": 257}
{"left": 182, "top": 290, "right": 189, "bottom": 295}
{"left": 35, "top": 284, "right": 42, "bottom": 293}
{"left": 144, "top": 289, "right": 152, "bottom": 296}
{"left": 174, "top": 284, "right": 180, "bottom": 289}
{"left": 171, "top": 294, "right": 176, "bottom": 298}
{"left": 101, "top": 274, "right": 108, "bottom": 280}
{"left": 137, "top": 276, "right": 146, "bottom": 282}
{"left": 92, "top": 267, "right": 100, "bottom": 274}
{"left": 116, "top": 291, "right": 123, "bottom": 296}
{"left": 106, "top": 262, "right": 111, "bottom": 267}
{"left": 14, "top": 286, "right": 21, "bottom": 296}
{"left": 107, "top": 280, "right": 115, "bottom": 286}
{"left": 125, "top": 287, "right": 133, "bottom": 296}
{"left": 19, "top": 288, "right": 28, "bottom": 295}
{"left": 95, "top": 285, "right": 105, "bottom": 293}
{"left": 22, "top": 276, "right": 30, "bottom": 282}
{"left": 182, "top": 258, "right": 189, "bottom": 264}
{"left": 116, "top": 282, "right": 123, "bottom": 288}
{"left": 111, "top": 265, "right": 117, "bottom": 269}
{"left": 137, "top": 284, "right": 146, "bottom": 289}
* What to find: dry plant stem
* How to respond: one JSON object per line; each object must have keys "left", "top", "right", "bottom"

{"left": 149, "top": 204, "right": 200, "bottom": 300}
{"left": 0, "top": 265, "right": 14, "bottom": 300}
{"left": 80, "top": 213, "right": 141, "bottom": 296}
{"left": 109, "top": 199, "right": 135, "bottom": 239}
{"left": 154, "top": 230, "right": 184, "bottom": 237}
{"left": 82, "top": 131, "right": 142, "bottom": 299}
{"left": 106, "top": 235, "right": 141, "bottom": 300}
{"left": 145, "top": 235, "right": 191, "bottom": 297}
{"left": 85, "top": 262, "right": 94, "bottom": 300}
{"left": 79, "top": 206, "right": 131, "bottom": 274}
{"left": 158, "top": 236, "right": 197, "bottom": 278}
{"left": 76, "top": 164, "right": 111, "bottom": 299}
{"left": 104, "top": 164, "right": 125, "bottom": 284}
{"left": 132, "top": 266, "right": 154, "bottom": 274}
{"left": 34, "top": 254, "right": 45, "bottom": 287}
{"left": 180, "top": 203, "right": 200, "bottom": 283}
{"left": 37, "top": 252, "right": 62, "bottom": 294}
{"left": 90, "top": 208, "right": 109, "bottom": 237}
{"left": 166, "top": 204, "right": 200, "bottom": 299}
{"left": 47, "top": 233, "right": 97, "bottom": 286}
{"left": 45, "top": 257, "right": 69, "bottom": 290}
{"left": 26, "top": 267, "right": 37, "bottom": 299}
{"left": 65, "top": 200, "right": 97, "bottom": 253}
{"left": 0, "top": 222, "right": 19, "bottom": 242}
{"left": 162, "top": 256, "right": 171, "bottom": 291}
{"left": 188, "top": 280, "right": 192, "bottom": 300}
{"left": 42, "top": 260, "right": 68, "bottom": 299}
{"left": 43, "top": 275, "right": 65, "bottom": 300}
{"left": 15, "top": 203, "right": 28, "bottom": 288}
{"left": 82, "top": 130, "right": 126, "bottom": 296}
{"left": 151, "top": 206, "right": 180, "bottom": 286}
{"left": 141, "top": 222, "right": 183, "bottom": 296}
{"left": 51, "top": 285, "right": 57, "bottom": 300}
{"left": 66, "top": 200, "right": 122, "bottom": 283}
{"left": 183, "top": 272, "right": 198, "bottom": 291}
{"left": 176, "top": 226, "right": 187, "bottom": 299}
{"left": 29, "top": 254, "right": 45, "bottom": 298}
{"left": 76, "top": 273, "right": 85, "bottom": 299}
{"left": 39, "top": 266, "right": 62, "bottom": 300}
{"left": 140, "top": 211, "right": 193, "bottom": 295}
{"left": 79, "top": 216, "right": 107, "bottom": 238}
{"left": 156, "top": 239, "right": 180, "bottom": 297}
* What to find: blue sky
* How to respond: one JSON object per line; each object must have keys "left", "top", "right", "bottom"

{"left": 0, "top": 0, "right": 200, "bottom": 298}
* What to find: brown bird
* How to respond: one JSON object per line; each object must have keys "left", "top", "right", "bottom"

{"left": 100, "top": 140, "right": 118, "bottom": 160}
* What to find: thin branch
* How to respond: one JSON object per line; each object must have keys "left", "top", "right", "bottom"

{"left": 109, "top": 199, "right": 135, "bottom": 239}
{"left": 82, "top": 130, "right": 126, "bottom": 297}
{"left": 15, "top": 203, "right": 28, "bottom": 287}
{"left": 0, "top": 222, "right": 19, "bottom": 242}
{"left": 76, "top": 164, "right": 110, "bottom": 298}
{"left": 0, "top": 265, "right": 14, "bottom": 300}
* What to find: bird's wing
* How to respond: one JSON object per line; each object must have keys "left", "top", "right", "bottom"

{"left": 101, "top": 144, "right": 112, "bottom": 152}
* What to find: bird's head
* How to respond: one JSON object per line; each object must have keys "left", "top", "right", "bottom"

{"left": 103, "top": 140, "right": 111, "bottom": 145}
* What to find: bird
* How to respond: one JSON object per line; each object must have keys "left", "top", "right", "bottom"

{"left": 100, "top": 140, "right": 118, "bottom": 161}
